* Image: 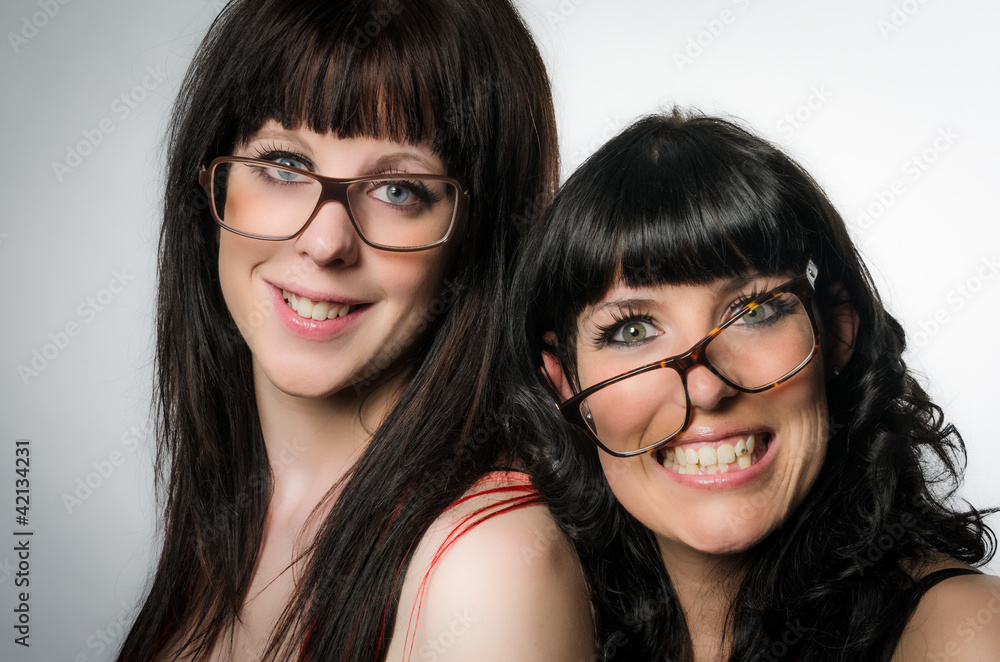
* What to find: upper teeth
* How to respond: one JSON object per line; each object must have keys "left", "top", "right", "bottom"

{"left": 282, "top": 289, "right": 353, "bottom": 321}
{"left": 659, "top": 434, "right": 762, "bottom": 475}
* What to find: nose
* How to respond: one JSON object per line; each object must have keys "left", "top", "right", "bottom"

{"left": 294, "top": 199, "right": 361, "bottom": 267}
{"left": 685, "top": 364, "right": 738, "bottom": 411}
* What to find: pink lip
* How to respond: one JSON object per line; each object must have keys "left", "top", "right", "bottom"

{"left": 269, "top": 280, "right": 368, "bottom": 306}
{"left": 667, "top": 424, "right": 767, "bottom": 448}
{"left": 266, "top": 282, "right": 370, "bottom": 341}
{"left": 654, "top": 430, "right": 777, "bottom": 490}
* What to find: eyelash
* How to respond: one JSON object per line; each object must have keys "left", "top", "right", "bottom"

{"left": 591, "top": 305, "right": 656, "bottom": 349}
{"left": 250, "top": 144, "right": 314, "bottom": 170}
{"left": 726, "top": 286, "right": 765, "bottom": 320}
{"left": 248, "top": 145, "right": 418, "bottom": 179}
{"left": 590, "top": 283, "right": 779, "bottom": 349}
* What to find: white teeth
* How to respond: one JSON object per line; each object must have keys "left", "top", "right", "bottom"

{"left": 281, "top": 289, "right": 353, "bottom": 320}
{"left": 311, "top": 301, "right": 329, "bottom": 321}
{"left": 297, "top": 297, "right": 314, "bottom": 318}
{"left": 661, "top": 435, "right": 766, "bottom": 475}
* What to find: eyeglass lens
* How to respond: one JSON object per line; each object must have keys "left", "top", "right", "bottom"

{"left": 578, "top": 291, "right": 815, "bottom": 455}
{"left": 210, "top": 161, "right": 458, "bottom": 247}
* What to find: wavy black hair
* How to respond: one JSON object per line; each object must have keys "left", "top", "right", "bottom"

{"left": 117, "top": 0, "right": 557, "bottom": 660}
{"left": 509, "top": 110, "right": 995, "bottom": 661}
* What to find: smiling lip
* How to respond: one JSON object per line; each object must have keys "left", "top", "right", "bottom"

{"left": 654, "top": 427, "right": 776, "bottom": 490}
{"left": 266, "top": 281, "right": 370, "bottom": 340}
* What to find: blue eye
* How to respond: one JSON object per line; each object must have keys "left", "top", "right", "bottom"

{"left": 374, "top": 183, "right": 412, "bottom": 205}
{"left": 273, "top": 156, "right": 304, "bottom": 169}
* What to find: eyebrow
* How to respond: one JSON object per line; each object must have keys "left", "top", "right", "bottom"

{"left": 242, "top": 128, "right": 312, "bottom": 153}
{"left": 713, "top": 273, "right": 768, "bottom": 293}
{"left": 369, "top": 151, "right": 442, "bottom": 174}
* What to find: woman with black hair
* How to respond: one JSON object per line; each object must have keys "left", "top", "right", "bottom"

{"left": 511, "top": 110, "right": 999, "bottom": 661}
{"left": 116, "top": 1, "right": 593, "bottom": 660}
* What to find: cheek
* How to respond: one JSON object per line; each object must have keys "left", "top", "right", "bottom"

{"left": 597, "top": 453, "right": 646, "bottom": 511}
{"left": 216, "top": 233, "right": 283, "bottom": 346}
{"left": 768, "top": 366, "right": 831, "bottom": 500}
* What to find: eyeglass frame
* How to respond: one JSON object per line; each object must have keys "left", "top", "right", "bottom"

{"left": 556, "top": 260, "right": 821, "bottom": 458}
{"left": 197, "top": 156, "right": 471, "bottom": 252}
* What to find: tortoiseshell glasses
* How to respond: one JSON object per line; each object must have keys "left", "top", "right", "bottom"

{"left": 558, "top": 261, "right": 820, "bottom": 457}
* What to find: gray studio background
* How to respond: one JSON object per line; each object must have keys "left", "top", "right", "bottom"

{"left": 1, "top": 0, "right": 998, "bottom": 659}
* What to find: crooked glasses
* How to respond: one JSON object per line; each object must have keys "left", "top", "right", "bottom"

{"left": 198, "top": 157, "right": 469, "bottom": 252}
{"left": 558, "top": 262, "right": 820, "bottom": 458}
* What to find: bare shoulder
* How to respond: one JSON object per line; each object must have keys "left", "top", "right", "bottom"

{"left": 384, "top": 474, "right": 596, "bottom": 662}
{"left": 894, "top": 560, "right": 1000, "bottom": 662}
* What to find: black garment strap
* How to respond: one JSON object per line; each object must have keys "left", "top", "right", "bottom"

{"left": 878, "top": 567, "right": 983, "bottom": 662}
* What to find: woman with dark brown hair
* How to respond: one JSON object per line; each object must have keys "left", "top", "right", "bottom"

{"left": 117, "top": 1, "right": 593, "bottom": 660}
{"left": 512, "top": 110, "right": 999, "bottom": 661}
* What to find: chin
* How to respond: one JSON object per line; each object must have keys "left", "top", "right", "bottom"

{"left": 254, "top": 355, "right": 357, "bottom": 400}
{"left": 668, "top": 513, "right": 779, "bottom": 557}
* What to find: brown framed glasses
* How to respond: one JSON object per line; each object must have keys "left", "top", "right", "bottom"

{"left": 198, "top": 156, "right": 469, "bottom": 252}
{"left": 557, "top": 261, "right": 820, "bottom": 458}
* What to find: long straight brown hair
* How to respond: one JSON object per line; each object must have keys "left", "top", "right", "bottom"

{"left": 116, "top": 1, "right": 558, "bottom": 659}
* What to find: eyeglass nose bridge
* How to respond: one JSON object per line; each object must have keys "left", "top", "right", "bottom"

{"left": 293, "top": 178, "right": 365, "bottom": 243}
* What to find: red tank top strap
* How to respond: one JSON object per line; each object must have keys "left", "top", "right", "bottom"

{"left": 399, "top": 470, "right": 542, "bottom": 661}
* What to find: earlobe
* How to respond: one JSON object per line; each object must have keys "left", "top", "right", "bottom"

{"left": 540, "top": 332, "right": 573, "bottom": 402}
{"left": 824, "top": 283, "right": 859, "bottom": 378}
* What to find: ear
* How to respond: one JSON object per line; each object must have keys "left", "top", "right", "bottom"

{"left": 540, "top": 332, "right": 573, "bottom": 402}
{"left": 823, "top": 282, "right": 859, "bottom": 378}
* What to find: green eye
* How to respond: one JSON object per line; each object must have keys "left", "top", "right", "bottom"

{"left": 617, "top": 322, "right": 649, "bottom": 342}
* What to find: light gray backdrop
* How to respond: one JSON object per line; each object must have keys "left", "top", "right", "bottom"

{"left": 1, "top": 1, "right": 997, "bottom": 660}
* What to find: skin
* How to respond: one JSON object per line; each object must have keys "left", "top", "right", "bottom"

{"left": 546, "top": 272, "right": 853, "bottom": 660}
{"left": 547, "top": 272, "right": 1000, "bottom": 661}
{"left": 210, "top": 122, "right": 594, "bottom": 660}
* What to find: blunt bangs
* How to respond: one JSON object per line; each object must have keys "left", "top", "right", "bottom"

{"left": 200, "top": 0, "right": 472, "bottom": 167}
{"left": 538, "top": 112, "right": 826, "bottom": 339}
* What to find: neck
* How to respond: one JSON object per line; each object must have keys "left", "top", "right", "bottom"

{"left": 658, "top": 540, "right": 746, "bottom": 662}
{"left": 253, "top": 359, "right": 408, "bottom": 515}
